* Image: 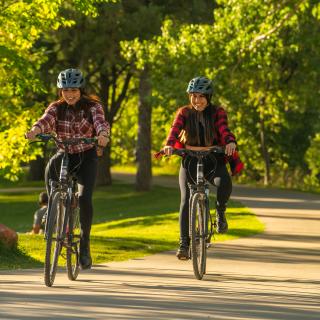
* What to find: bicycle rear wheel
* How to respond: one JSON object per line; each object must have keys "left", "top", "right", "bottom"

{"left": 66, "top": 197, "right": 80, "bottom": 281}
{"left": 190, "top": 192, "right": 207, "bottom": 280}
{"left": 44, "top": 191, "right": 65, "bottom": 287}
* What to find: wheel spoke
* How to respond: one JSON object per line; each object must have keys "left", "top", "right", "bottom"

{"left": 44, "top": 192, "right": 65, "bottom": 287}
{"left": 66, "top": 201, "right": 80, "bottom": 281}
{"left": 190, "top": 192, "right": 207, "bottom": 280}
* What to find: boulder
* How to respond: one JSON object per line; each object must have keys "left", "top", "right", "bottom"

{"left": 0, "top": 224, "right": 18, "bottom": 249}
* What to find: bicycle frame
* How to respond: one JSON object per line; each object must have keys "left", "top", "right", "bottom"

{"left": 45, "top": 149, "right": 81, "bottom": 244}
{"left": 32, "top": 133, "right": 96, "bottom": 286}
{"left": 35, "top": 133, "right": 96, "bottom": 241}
{"left": 169, "top": 147, "right": 224, "bottom": 280}
{"left": 42, "top": 136, "right": 94, "bottom": 237}
{"left": 187, "top": 154, "right": 212, "bottom": 244}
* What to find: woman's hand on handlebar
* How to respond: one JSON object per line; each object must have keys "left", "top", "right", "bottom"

{"left": 97, "top": 134, "right": 109, "bottom": 147}
{"left": 25, "top": 126, "right": 41, "bottom": 140}
{"left": 163, "top": 145, "right": 174, "bottom": 156}
{"left": 225, "top": 142, "right": 236, "bottom": 156}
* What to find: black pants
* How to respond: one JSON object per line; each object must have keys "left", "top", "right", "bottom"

{"left": 45, "top": 147, "right": 98, "bottom": 241}
{"left": 178, "top": 154, "right": 232, "bottom": 239}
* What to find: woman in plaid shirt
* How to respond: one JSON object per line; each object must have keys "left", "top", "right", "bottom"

{"left": 26, "top": 68, "right": 110, "bottom": 269}
{"left": 163, "top": 76, "right": 243, "bottom": 260}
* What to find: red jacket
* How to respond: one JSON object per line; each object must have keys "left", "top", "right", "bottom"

{"left": 164, "top": 105, "right": 244, "bottom": 175}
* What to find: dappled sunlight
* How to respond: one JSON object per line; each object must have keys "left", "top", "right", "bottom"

{"left": 0, "top": 239, "right": 42, "bottom": 270}
{"left": 1, "top": 183, "right": 264, "bottom": 269}
{"left": 1, "top": 265, "right": 319, "bottom": 320}
{"left": 90, "top": 235, "right": 178, "bottom": 264}
{"left": 92, "top": 212, "right": 178, "bottom": 232}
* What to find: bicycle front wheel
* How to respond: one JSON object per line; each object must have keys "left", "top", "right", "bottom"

{"left": 190, "top": 192, "right": 207, "bottom": 280}
{"left": 66, "top": 199, "right": 80, "bottom": 281}
{"left": 44, "top": 191, "right": 65, "bottom": 287}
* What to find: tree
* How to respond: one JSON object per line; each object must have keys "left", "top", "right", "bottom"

{"left": 135, "top": 66, "right": 152, "bottom": 190}
{"left": 211, "top": 0, "right": 320, "bottom": 186}
{"left": 123, "top": 0, "right": 320, "bottom": 187}
{"left": 121, "top": 0, "right": 215, "bottom": 190}
{"left": 38, "top": 0, "right": 215, "bottom": 188}
{"left": 0, "top": 0, "right": 116, "bottom": 180}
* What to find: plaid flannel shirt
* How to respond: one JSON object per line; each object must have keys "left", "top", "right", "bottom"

{"left": 166, "top": 106, "right": 236, "bottom": 146}
{"left": 165, "top": 105, "right": 244, "bottom": 175}
{"left": 33, "top": 102, "right": 110, "bottom": 154}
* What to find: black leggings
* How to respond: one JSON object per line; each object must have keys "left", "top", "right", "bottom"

{"left": 178, "top": 154, "right": 232, "bottom": 239}
{"left": 45, "top": 147, "right": 98, "bottom": 240}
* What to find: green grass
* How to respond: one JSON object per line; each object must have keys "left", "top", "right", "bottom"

{"left": 0, "top": 178, "right": 44, "bottom": 189}
{"left": 112, "top": 164, "right": 180, "bottom": 176}
{"left": 0, "top": 182, "right": 264, "bottom": 270}
{"left": 0, "top": 242, "right": 42, "bottom": 270}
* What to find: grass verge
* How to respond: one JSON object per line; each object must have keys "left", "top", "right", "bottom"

{"left": 0, "top": 182, "right": 264, "bottom": 270}
{"left": 112, "top": 164, "right": 179, "bottom": 176}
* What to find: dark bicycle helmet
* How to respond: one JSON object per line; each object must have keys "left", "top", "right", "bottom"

{"left": 186, "top": 76, "right": 213, "bottom": 95}
{"left": 57, "top": 68, "right": 85, "bottom": 88}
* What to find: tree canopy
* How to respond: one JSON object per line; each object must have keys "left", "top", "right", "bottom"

{"left": 1, "top": 0, "right": 319, "bottom": 190}
{"left": 121, "top": 0, "right": 320, "bottom": 187}
{"left": 0, "top": 0, "right": 115, "bottom": 180}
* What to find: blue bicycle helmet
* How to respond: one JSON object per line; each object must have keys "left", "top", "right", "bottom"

{"left": 186, "top": 76, "right": 213, "bottom": 95}
{"left": 57, "top": 68, "right": 85, "bottom": 88}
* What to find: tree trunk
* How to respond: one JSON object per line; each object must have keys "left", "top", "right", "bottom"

{"left": 282, "top": 167, "right": 290, "bottom": 187}
{"left": 259, "top": 109, "right": 271, "bottom": 186}
{"left": 28, "top": 156, "right": 45, "bottom": 181}
{"left": 96, "top": 143, "right": 112, "bottom": 186}
{"left": 135, "top": 66, "right": 152, "bottom": 191}
{"left": 96, "top": 71, "right": 112, "bottom": 186}
{"left": 95, "top": 66, "right": 133, "bottom": 186}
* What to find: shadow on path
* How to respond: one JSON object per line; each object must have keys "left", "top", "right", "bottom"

{"left": 0, "top": 265, "right": 319, "bottom": 320}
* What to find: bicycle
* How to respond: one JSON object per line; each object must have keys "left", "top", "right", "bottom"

{"left": 33, "top": 133, "right": 97, "bottom": 287}
{"left": 160, "top": 146, "right": 225, "bottom": 280}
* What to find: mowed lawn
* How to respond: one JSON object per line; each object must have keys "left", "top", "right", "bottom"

{"left": 0, "top": 182, "right": 264, "bottom": 269}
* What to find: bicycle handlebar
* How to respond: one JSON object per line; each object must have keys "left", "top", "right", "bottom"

{"left": 156, "top": 146, "right": 225, "bottom": 158}
{"left": 34, "top": 133, "right": 98, "bottom": 145}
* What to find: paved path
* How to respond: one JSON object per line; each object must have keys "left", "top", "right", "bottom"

{"left": 0, "top": 175, "right": 319, "bottom": 319}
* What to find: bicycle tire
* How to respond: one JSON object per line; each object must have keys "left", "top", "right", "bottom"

{"left": 190, "top": 192, "right": 207, "bottom": 280}
{"left": 205, "top": 197, "right": 214, "bottom": 245}
{"left": 44, "top": 191, "right": 65, "bottom": 287}
{"left": 66, "top": 197, "right": 80, "bottom": 281}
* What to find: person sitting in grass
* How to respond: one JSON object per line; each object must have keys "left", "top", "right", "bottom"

{"left": 30, "top": 191, "right": 48, "bottom": 235}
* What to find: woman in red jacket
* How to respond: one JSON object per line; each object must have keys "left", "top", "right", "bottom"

{"left": 163, "top": 76, "right": 243, "bottom": 260}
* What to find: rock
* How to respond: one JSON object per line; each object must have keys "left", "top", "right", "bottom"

{"left": 0, "top": 224, "right": 18, "bottom": 249}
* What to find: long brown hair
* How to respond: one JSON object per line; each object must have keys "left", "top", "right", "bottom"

{"left": 56, "top": 88, "right": 102, "bottom": 122}
{"left": 180, "top": 103, "right": 217, "bottom": 146}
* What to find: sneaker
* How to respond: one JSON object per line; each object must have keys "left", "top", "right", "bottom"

{"left": 216, "top": 210, "right": 228, "bottom": 234}
{"left": 176, "top": 237, "right": 190, "bottom": 260}
{"left": 79, "top": 239, "right": 92, "bottom": 270}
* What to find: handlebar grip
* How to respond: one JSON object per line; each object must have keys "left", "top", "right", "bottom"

{"left": 154, "top": 149, "right": 185, "bottom": 158}
{"left": 36, "top": 133, "right": 53, "bottom": 142}
{"left": 172, "top": 149, "right": 185, "bottom": 156}
{"left": 81, "top": 137, "right": 98, "bottom": 144}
